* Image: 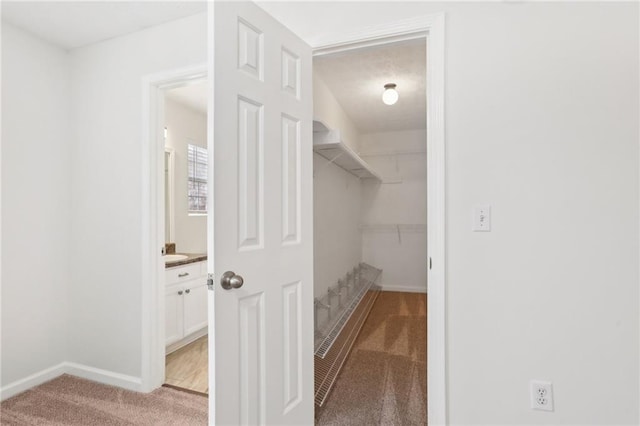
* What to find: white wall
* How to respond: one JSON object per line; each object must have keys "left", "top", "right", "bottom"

{"left": 164, "top": 98, "right": 207, "bottom": 254}
{"left": 68, "top": 13, "right": 207, "bottom": 378}
{"left": 313, "top": 69, "right": 364, "bottom": 299}
{"left": 314, "top": 73, "right": 361, "bottom": 152}
{"left": 1, "top": 23, "right": 70, "bottom": 386}
{"left": 360, "top": 130, "right": 427, "bottom": 292}
{"left": 261, "top": 2, "right": 640, "bottom": 424}
{"left": 313, "top": 155, "right": 362, "bottom": 299}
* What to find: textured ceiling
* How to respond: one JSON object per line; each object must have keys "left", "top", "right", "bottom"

{"left": 166, "top": 82, "right": 208, "bottom": 115}
{"left": 314, "top": 39, "right": 426, "bottom": 134}
{"left": 1, "top": 1, "right": 206, "bottom": 50}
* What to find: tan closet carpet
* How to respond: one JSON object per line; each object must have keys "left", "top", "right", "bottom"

{"left": 316, "top": 291, "right": 427, "bottom": 426}
{"left": 0, "top": 375, "right": 207, "bottom": 425}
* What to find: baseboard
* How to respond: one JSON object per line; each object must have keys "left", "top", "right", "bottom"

{"left": 64, "top": 362, "right": 142, "bottom": 392}
{"left": 166, "top": 327, "right": 208, "bottom": 355}
{"left": 380, "top": 285, "right": 427, "bottom": 294}
{"left": 1, "top": 362, "right": 142, "bottom": 401}
{"left": 0, "top": 363, "right": 67, "bottom": 401}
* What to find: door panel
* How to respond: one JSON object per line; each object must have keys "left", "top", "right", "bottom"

{"left": 237, "top": 97, "right": 264, "bottom": 250}
{"left": 281, "top": 115, "right": 301, "bottom": 245}
{"left": 282, "top": 280, "right": 302, "bottom": 413}
{"left": 238, "top": 292, "right": 265, "bottom": 424}
{"left": 237, "top": 19, "right": 263, "bottom": 81}
{"left": 210, "top": 2, "right": 313, "bottom": 425}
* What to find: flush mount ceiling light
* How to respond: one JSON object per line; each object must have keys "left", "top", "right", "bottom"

{"left": 382, "top": 83, "right": 399, "bottom": 106}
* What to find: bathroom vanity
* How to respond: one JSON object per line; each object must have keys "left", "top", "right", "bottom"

{"left": 165, "top": 257, "right": 207, "bottom": 353}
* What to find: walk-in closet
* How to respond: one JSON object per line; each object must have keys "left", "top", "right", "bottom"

{"left": 312, "top": 40, "right": 428, "bottom": 424}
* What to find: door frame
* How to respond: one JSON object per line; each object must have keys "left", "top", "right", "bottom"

{"left": 140, "top": 64, "right": 208, "bottom": 392}
{"left": 312, "top": 13, "right": 447, "bottom": 425}
{"left": 140, "top": 11, "right": 446, "bottom": 425}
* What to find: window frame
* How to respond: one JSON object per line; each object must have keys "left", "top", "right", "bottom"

{"left": 187, "top": 142, "right": 208, "bottom": 215}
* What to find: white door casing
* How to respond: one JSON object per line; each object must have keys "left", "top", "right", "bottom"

{"left": 142, "top": 65, "right": 207, "bottom": 393}
{"left": 209, "top": 2, "right": 313, "bottom": 425}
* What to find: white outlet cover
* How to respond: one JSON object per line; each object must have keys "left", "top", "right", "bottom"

{"left": 530, "top": 380, "right": 554, "bottom": 412}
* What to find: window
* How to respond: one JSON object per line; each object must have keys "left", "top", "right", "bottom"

{"left": 188, "top": 143, "right": 208, "bottom": 214}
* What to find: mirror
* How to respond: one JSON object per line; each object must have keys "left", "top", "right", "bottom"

{"left": 164, "top": 148, "right": 175, "bottom": 244}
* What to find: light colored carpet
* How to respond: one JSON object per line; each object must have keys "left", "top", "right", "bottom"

{"left": 0, "top": 374, "right": 207, "bottom": 425}
{"left": 2, "top": 294, "right": 425, "bottom": 425}
{"left": 316, "top": 291, "right": 427, "bottom": 426}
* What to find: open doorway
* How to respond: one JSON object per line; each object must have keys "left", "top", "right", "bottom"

{"left": 139, "top": 7, "right": 444, "bottom": 424}
{"left": 161, "top": 81, "right": 210, "bottom": 394}
{"left": 311, "top": 39, "right": 428, "bottom": 424}
{"left": 141, "top": 67, "right": 210, "bottom": 395}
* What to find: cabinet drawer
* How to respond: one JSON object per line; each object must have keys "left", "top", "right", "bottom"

{"left": 165, "top": 263, "right": 202, "bottom": 285}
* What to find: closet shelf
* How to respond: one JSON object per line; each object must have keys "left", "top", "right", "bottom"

{"left": 314, "top": 263, "right": 382, "bottom": 359}
{"left": 313, "top": 263, "right": 382, "bottom": 407}
{"left": 313, "top": 124, "right": 382, "bottom": 181}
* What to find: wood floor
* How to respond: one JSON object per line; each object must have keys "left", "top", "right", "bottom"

{"left": 165, "top": 335, "right": 208, "bottom": 394}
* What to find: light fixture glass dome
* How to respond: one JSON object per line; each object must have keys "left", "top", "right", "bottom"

{"left": 382, "top": 83, "right": 398, "bottom": 105}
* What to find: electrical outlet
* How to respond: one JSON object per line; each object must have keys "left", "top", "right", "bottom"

{"left": 530, "top": 380, "right": 554, "bottom": 411}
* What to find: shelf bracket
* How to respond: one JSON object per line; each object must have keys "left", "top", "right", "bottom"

{"left": 313, "top": 151, "right": 344, "bottom": 178}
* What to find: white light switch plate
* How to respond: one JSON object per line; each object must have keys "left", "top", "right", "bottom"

{"left": 473, "top": 205, "right": 491, "bottom": 231}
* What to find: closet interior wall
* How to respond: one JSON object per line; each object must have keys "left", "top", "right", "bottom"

{"left": 360, "top": 129, "right": 427, "bottom": 293}
{"left": 313, "top": 72, "right": 364, "bottom": 298}
{"left": 313, "top": 155, "right": 362, "bottom": 299}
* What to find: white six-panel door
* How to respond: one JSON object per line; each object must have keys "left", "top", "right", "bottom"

{"left": 209, "top": 2, "right": 313, "bottom": 424}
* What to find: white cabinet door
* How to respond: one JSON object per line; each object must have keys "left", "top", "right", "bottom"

{"left": 183, "top": 282, "right": 208, "bottom": 336}
{"left": 212, "top": 2, "right": 313, "bottom": 424}
{"left": 165, "top": 283, "right": 183, "bottom": 346}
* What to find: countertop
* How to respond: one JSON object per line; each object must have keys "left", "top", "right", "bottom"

{"left": 165, "top": 253, "right": 207, "bottom": 268}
